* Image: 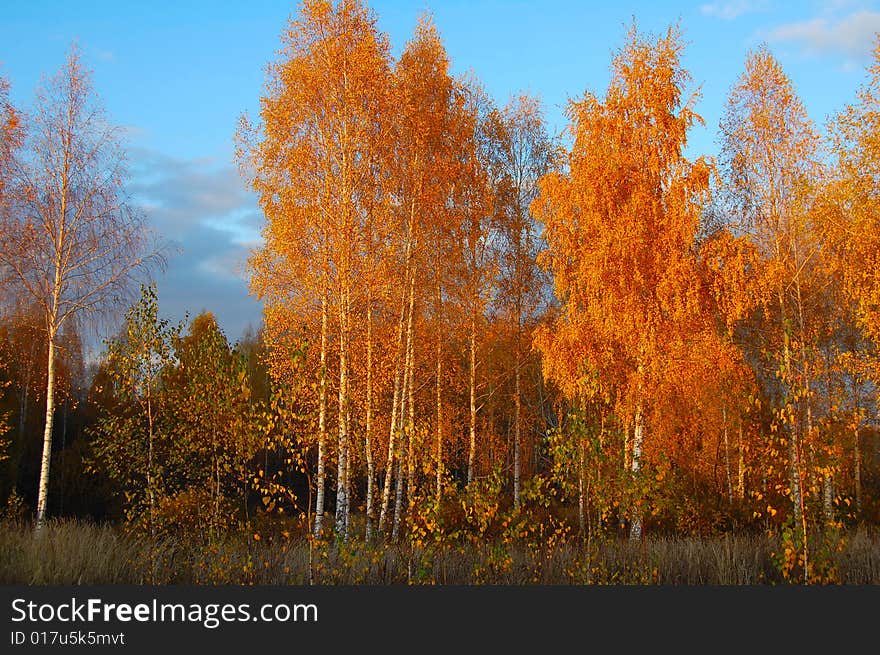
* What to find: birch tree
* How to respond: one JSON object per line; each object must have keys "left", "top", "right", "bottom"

{"left": 380, "top": 14, "right": 458, "bottom": 539}
{"left": 822, "top": 40, "right": 880, "bottom": 524}
{"left": 240, "top": 0, "right": 392, "bottom": 541}
{"left": 0, "top": 72, "right": 21, "bottom": 463}
{"left": 89, "top": 284, "right": 178, "bottom": 541}
{"left": 0, "top": 47, "right": 160, "bottom": 530}
{"left": 450, "top": 79, "right": 497, "bottom": 494}
{"left": 0, "top": 71, "right": 20, "bottom": 208}
{"left": 826, "top": 41, "right": 880, "bottom": 364}
{"left": 719, "top": 46, "right": 823, "bottom": 564}
{"left": 493, "top": 94, "right": 554, "bottom": 508}
{"left": 534, "top": 24, "right": 712, "bottom": 540}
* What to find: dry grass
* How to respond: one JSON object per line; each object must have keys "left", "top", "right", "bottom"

{"left": 1, "top": 519, "right": 878, "bottom": 585}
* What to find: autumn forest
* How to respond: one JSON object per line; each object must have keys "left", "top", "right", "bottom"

{"left": 1, "top": 0, "right": 880, "bottom": 585}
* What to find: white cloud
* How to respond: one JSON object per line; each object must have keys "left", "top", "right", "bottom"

{"left": 700, "top": 1, "right": 765, "bottom": 20}
{"left": 766, "top": 10, "right": 880, "bottom": 58}
{"left": 127, "top": 148, "right": 257, "bottom": 240}
{"left": 124, "top": 147, "right": 264, "bottom": 341}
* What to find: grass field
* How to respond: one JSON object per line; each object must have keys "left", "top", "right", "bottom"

{"left": 2, "top": 519, "right": 879, "bottom": 585}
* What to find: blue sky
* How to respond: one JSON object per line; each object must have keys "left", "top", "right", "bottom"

{"left": 2, "top": 0, "right": 879, "bottom": 348}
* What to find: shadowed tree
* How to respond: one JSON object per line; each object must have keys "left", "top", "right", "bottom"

{"left": 493, "top": 94, "right": 555, "bottom": 508}
{"left": 0, "top": 72, "right": 23, "bottom": 464}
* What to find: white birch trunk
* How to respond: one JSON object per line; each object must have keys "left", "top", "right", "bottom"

{"left": 364, "top": 293, "right": 374, "bottom": 542}
{"left": 854, "top": 425, "right": 862, "bottom": 516}
{"left": 723, "top": 408, "right": 733, "bottom": 504}
{"left": 35, "top": 329, "right": 57, "bottom": 530}
{"left": 435, "top": 279, "right": 443, "bottom": 502}
{"left": 378, "top": 295, "right": 405, "bottom": 536}
{"left": 577, "top": 436, "right": 585, "bottom": 535}
{"left": 435, "top": 330, "right": 443, "bottom": 501}
{"left": 314, "top": 289, "right": 328, "bottom": 538}
{"left": 335, "top": 283, "right": 349, "bottom": 540}
{"left": 392, "top": 278, "right": 415, "bottom": 542}
{"left": 406, "top": 319, "right": 415, "bottom": 515}
{"left": 629, "top": 403, "right": 644, "bottom": 541}
{"left": 737, "top": 423, "right": 745, "bottom": 500}
{"left": 467, "top": 309, "right": 477, "bottom": 490}
{"left": 513, "top": 356, "right": 521, "bottom": 510}
{"left": 379, "top": 195, "right": 416, "bottom": 537}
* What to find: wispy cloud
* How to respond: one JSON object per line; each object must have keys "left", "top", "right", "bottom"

{"left": 700, "top": 0, "right": 766, "bottom": 20}
{"left": 126, "top": 148, "right": 263, "bottom": 341}
{"left": 765, "top": 10, "right": 880, "bottom": 59}
{"left": 128, "top": 149, "right": 259, "bottom": 243}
